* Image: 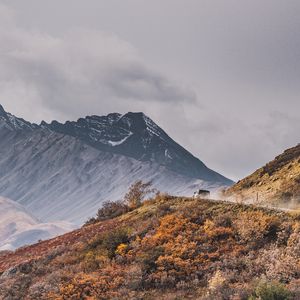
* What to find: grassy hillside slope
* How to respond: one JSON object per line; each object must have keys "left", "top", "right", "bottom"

{"left": 225, "top": 144, "right": 300, "bottom": 206}
{"left": 1, "top": 195, "right": 300, "bottom": 299}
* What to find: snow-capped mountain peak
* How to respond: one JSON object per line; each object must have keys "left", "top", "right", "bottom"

{"left": 41, "top": 111, "right": 232, "bottom": 184}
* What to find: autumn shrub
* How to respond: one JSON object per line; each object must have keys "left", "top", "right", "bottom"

{"left": 234, "top": 211, "right": 280, "bottom": 246}
{"left": 152, "top": 192, "right": 174, "bottom": 204}
{"left": 249, "top": 279, "right": 292, "bottom": 300}
{"left": 206, "top": 270, "right": 232, "bottom": 300}
{"left": 87, "top": 227, "right": 131, "bottom": 259}
{"left": 276, "top": 222, "right": 293, "bottom": 246}
{"left": 156, "top": 202, "right": 172, "bottom": 217}
{"left": 142, "top": 192, "right": 169, "bottom": 207}
{"left": 139, "top": 246, "right": 164, "bottom": 275}
{"left": 288, "top": 279, "right": 300, "bottom": 298}
{"left": 27, "top": 280, "right": 58, "bottom": 300}
{"left": 135, "top": 212, "right": 241, "bottom": 289}
{"left": 81, "top": 250, "right": 107, "bottom": 272}
{"left": 1, "top": 275, "right": 32, "bottom": 300}
{"left": 96, "top": 200, "right": 129, "bottom": 221}
{"left": 287, "top": 223, "right": 300, "bottom": 255}
{"left": 49, "top": 270, "right": 125, "bottom": 300}
{"left": 203, "top": 219, "right": 233, "bottom": 240}
{"left": 0, "top": 250, "right": 12, "bottom": 257}
{"left": 33, "top": 269, "right": 75, "bottom": 298}
{"left": 252, "top": 245, "right": 299, "bottom": 283}
{"left": 213, "top": 213, "right": 233, "bottom": 228}
{"left": 135, "top": 214, "right": 200, "bottom": 287}
{"left": 84, "top": 200, "right": 130, "bottom": 226}
{"left": 84, "top": 216, "right": 98, "bottom": 226}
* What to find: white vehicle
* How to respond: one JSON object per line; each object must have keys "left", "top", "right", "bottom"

{"left": 193, "top": 189, "right": 210, "bottom": 199}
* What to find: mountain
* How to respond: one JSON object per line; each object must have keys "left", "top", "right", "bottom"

{"left": 0, "top": 197, "right": 74, "bottom": 250}
{"left": 0, "top": 195, "right": 298, "bottom": 299}
{"left": 43, "top": 112, "right": 230, "bottom": 183}
{"left": 225, "top": 144, "right": 300, "bottom": 205}
{"left": 0, "top": 104, "right": 232, "bottom": 224}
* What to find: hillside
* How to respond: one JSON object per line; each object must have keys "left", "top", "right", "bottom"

{"left": 0, "top": 104, "right": 232, "bottom": 224}
{"left": 225, "top": 144, "right": 300, "bottom": 206}
{"left": 1, "top": 195, "right": 300, "bottom": 299}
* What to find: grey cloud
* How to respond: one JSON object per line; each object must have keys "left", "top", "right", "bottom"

{"left": 181, "top": 107, "right": 300, "bottom": 181}
{"left": 107, "top": 63, "right": 196, "bottom": 103}
{"left": 0, "top": 8, "right": 195, "bottom": 122}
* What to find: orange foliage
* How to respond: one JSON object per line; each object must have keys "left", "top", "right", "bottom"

{"left": 133, "top": 213, "right": 238, "bottom": 287}
{"left": 49, "top": 266, "right": 125, "bottom": 300}
{"left": 234, "top": 210, "right": 279, "bottom": 243}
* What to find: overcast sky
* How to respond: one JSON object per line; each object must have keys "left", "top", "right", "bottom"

{"left": 0, "top": 0, "right": 299, "bottom": 180}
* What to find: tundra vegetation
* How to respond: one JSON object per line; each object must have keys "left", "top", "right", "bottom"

{"left": 0, "top": 184, "right": 300, "bottom": 299}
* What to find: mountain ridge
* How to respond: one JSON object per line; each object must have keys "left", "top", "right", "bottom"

{"left": 0, "top": 104, "right": 232, "bottom": 184}
{"left": 0, "top": 104, "right": 232, "bottom": 224}
{"left": 42, "top": 111, "right": 231, "bottom": 184}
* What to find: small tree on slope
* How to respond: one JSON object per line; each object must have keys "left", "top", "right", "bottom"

{"left": 124, "top": 180, "right": 155, "bottom": 209}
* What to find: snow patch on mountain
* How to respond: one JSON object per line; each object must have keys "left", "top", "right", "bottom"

{"left": 108, "top": 132, "right": 133, "bottom": 146}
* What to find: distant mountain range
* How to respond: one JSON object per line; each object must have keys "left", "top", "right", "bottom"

{"left": 0, "top": 104, "right": 232, "bottom": 224}
{"left": 225, "top": 143, "right": 300, "bottom": 205}
{"left": 0, "top": 197, "right": 74, "bottom": 250}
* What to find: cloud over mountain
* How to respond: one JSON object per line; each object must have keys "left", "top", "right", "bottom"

{"left": 0, "top": 4, "right": 195, "bottom": 123}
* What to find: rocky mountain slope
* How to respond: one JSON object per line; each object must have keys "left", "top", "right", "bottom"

{"left": 43, "top": 112, "right": 230, "bottom": 183}
{"left": 0, "top": 197, "right": 74, "bottom": 250}
{"left": 225, "top": 144, "right": 300, "bottom": 205}
{"left": 0, "top": 104, "right": 232, "bottom": 224}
